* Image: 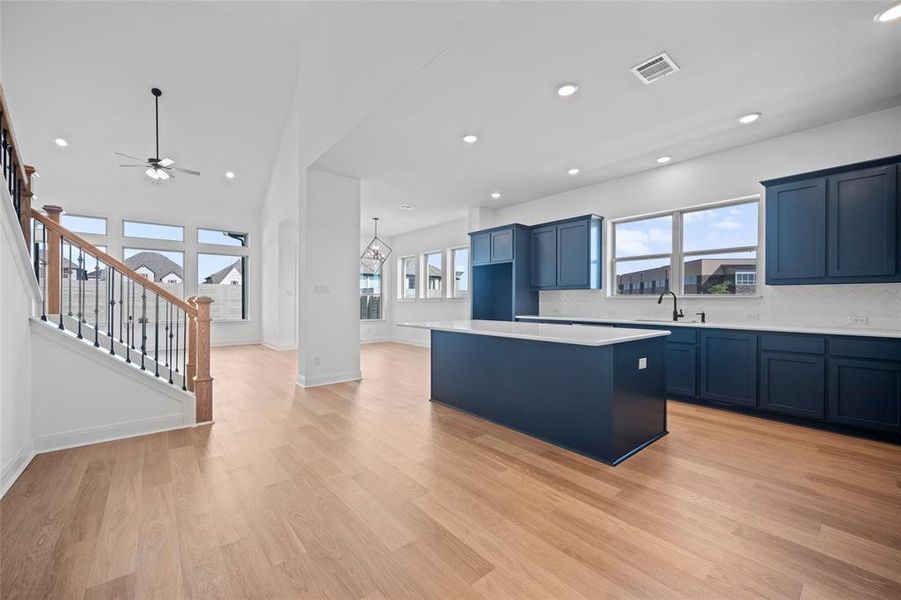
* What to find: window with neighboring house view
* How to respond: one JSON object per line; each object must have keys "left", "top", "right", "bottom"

{"left": 198, "top": 253, "right": 246, "bottom": 320}
{"left": 360, "top": 269, "right": 382, "bottom": 320}
{"left": 450, "top": 247, "right": 469, "bottom": 298}
{"left": 612, "top": 214, "right": 672, "bottom": 296}
{"left": 611, "top": 197, "right": 759, "bottom": 296}
{"left": 399, "top": 256, "right": 417, "bottom": 299}
{"left": 123, "top": 248, "right": 185, "bottom": 325}
{"left": 423, "top": 251, "right": 444, "bottom": 298}
{"left": 123, "top": 220, "right": 184, "bottom": 242}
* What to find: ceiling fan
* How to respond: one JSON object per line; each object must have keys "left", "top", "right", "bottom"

{"left": 116, "top": 87, "right": 201, "bottom": 181}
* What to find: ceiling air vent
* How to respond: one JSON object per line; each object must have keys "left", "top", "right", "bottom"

{"left": 631, "top": 52, "right": 679, "bottom": 84}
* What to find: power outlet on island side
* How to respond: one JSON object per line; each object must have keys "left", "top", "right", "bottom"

{"left": 638, "top": 357, "right": 647, "bottom": 370}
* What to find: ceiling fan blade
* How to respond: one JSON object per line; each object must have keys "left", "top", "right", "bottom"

{"left": 115, "top": 151, "right": 145, "bottom": 162}
{"left": 159, "top": 157, "right": 175, "bottom": 167}
{"left": 168, "top": 166, "right": 201, "bottom": 176}
{"left": 118, "top": 164, "right": 147, "bottom": 167}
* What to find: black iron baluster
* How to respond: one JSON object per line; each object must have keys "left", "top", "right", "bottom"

{"left": 119, "top": 271, "right": 124, "bottom": 344}
{"left": 154, "top": 295, "right": 160, "bottom": 377}
{"left": 108, "top": 267, "right": 116, "bottom": 355}
{"left": 182, "top": 309, "right": 187, "bottom": 391}
{"left": 77, "top": 248, "right": 84, "bottom": 339}
{"left": 140, "top": 287, "right": 147, "bottom": 370}
{"left": 93, "top": 261, "right": 100, "bottom": 347}
{"left": 57, "top": 235, "right": 64, "bottom": 330}
{"left": 168, "top": 302, "right": 174, "bottom": 384}
{"left": 67, "top": 241, "right": 73, "bottom": 317}
{"left": 32, "top": 219, "right": 40, "bottom": 282}
{"left": 175, "top": 309, "right": 180, "bottom": 375}
{"left": 40, "top": 223, "right": 47, "bottom": 321}
{"left": 131, "top": 279, "right": 136, "bottom": 350}
{"left": 125, "top": 277, "right": 132, "bottom": 364}
{"left": 165, "top": 301, "right": 170, "bottom": 368}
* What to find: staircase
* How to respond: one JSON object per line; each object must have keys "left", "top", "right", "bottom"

{"left": 1, "top": 83, "right": 214, "bottom": 427}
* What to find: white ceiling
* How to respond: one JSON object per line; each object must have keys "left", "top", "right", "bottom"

{"left": 312, "top": 1, "right": 901, "bottom": 236}
{"left": 1, "top": 1, "right": 299, "bottom": 213}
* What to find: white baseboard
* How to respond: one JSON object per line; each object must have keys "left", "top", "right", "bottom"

{"left": 1, "top": 442, "right": 35, "bottom": 499}
{"left": 360, "top": 337, "right": 392, "bottom": 344}
{"left": 33, "top": 413, "right": 190, "bottom": 454}
{"left": 262, "top": 342, "right": 297, "bottom": 351}
{"left": 211, "top": 339, "right": 263, "bottom": 348}
{"left": 392, "top": 337, "right": 431, "bottom": 348}
{"left": 297, "top": 369, "right": 362, "bottom": 388}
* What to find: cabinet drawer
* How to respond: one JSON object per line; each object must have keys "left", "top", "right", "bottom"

{"left": 760, "top": 351, "right": 825, "bottom": 419}
{"left": 760, "top": 333, "right": 825, "bottom": 355}
{"left": 829, "top": 337, "right": 901, "bottom": 361}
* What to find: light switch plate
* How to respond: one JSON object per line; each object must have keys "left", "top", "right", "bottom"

{"left": 638, "top": 357, "right": 647, "bottom": 370}
{"left": 848, "top": 315, "right": 868, "bottom": 325}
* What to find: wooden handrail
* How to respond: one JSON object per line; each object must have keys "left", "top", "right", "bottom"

{"left": 33, "top": 211, "right": 197, "bottom": 317}
{"left": 0, "top": 83, "right": 31, "bottom": 189}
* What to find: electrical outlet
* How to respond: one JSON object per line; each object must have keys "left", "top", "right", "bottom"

{"left": 314, "top": 356, "right": 321, "bottom": 366}
{"left": 638, "top": 357, "right": 647, "bottom": 370}
{"left": 313, "top": 284, "right": 330, "bottom": 295}
{"left": 848, "top": 315, "right": 869, "bottom": 326}
{"left": 746, "top": 312, "right": 760, "bottom": 321}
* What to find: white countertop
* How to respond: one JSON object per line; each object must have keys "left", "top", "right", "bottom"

{"left": 398, "top": 319, "right": 670, "bottom": 347}
{"left": 515, "top": 315, "right": 901, "bottom": 339}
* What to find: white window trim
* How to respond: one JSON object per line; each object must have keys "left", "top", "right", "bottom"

{"left": 397, "top": 255, "right": 418, "bottom": 301}
{"left": 609, "top": 194, "right": 760, "bottom": 298}
{"left": 448, "top": 245, "right": 470, "bottom": 299}
{"left": 420, "top": 249, "right": 446, "bottom": 300}
{"left": 122, "top": 219, "right": 185, "bottom": 242}
{"left": 61, "top": 213, "right": 108, "bottom": 236}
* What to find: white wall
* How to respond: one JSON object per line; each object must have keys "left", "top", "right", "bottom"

{"left": 383, "top": 106, "right": 901, "bottom": 336}
{"left": 297, "top": 169, "right": 362, "bottom": 386}
{"left": 47, "top": 196, "right": 261, "bottom": 346}
{"left": 29, "top": 320, "right": 194, "bottom": 453}
{"left": 0, "top": 183, "right": 39, "bottom": 496}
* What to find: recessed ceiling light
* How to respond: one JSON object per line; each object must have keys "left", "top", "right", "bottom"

{"left": 54, "top": 138, "right": 68, "bottom": 147}
{"left": 555, "top": 82, "right": 579, "bottom": 97}
{"left": 738, "top": 112, "right": 761, "bottom": 124}
{"left": 225, "top": 171, "right": 235, "bottom": 179}
{"left": 875, "top": 1, "right": 901, "bottom": 22}
{"left": 490, "top": 192, "right": 502, "bottom": 199}
{"left": 657, "top": 156, "right": 672, "bottom": 164}
{"left": 461, "top": 134, "right": 479, "bottom": 144}
{"left": 399, "top": 204, "right": 414, "bottom": 210}
{"left": 567, "top": 168, "right": 581, "bottom": 176}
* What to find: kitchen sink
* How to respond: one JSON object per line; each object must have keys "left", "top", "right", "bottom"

{"left": 635, "top": 319, "right": 700, "bottom": 324}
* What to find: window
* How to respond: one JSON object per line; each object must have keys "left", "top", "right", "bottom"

{"left": 612, "top": 215, "right": 672, "bottom": 296}
{"left": 198, "top": 228, "right": 247, "bottom": 247}
{"left": 611, "top": 197, "right": 759, "bottom": 296}
{"left": 123, "top": 220, "right": 184, "bottom": 242}
{"left": 360, "top": 270, "right": 382, "bottom": 320}
{"left": 450, "top": 247, "right": 469, "bottom": 298}
{"left": 60, "top": 243, "right": 109, "bottom": 324}
{"left": 399, "top": 256, "right": 417, "bottom": 299}
{"left": 423, "top": 251, "right": 444, "bottom": 298}
{"left": 682, "top": 201, "right": 758, "bottom": 296}
{"left": 61, "top": 214, "right": 106, "bottom": 235}
{"left": 124, "top": 248, "right": 185, "bottom": 298}
{"left": 198, "top": 253, "right": 246, "bottom": 320}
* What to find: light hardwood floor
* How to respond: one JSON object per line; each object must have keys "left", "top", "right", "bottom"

{"left": 2, "top": 342, "right": 900, "bottom": 599}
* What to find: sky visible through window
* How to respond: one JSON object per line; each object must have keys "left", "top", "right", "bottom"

{"left": 615, "top": 215, "right": 672, "bottom": 257}
{"left": 198, "top": 228, "right": 245, "bottom": 246}
{"left": 123, "top": 220, "right": 183, "bottom": 241}
{"left": 683, "top": 202, "right": 757, "bottom": 252}
{"left": 61, "top": 214, "right": 106, "bottom": 235}
{"left": 198, "top": 253, "right": 241, "bottom": 283}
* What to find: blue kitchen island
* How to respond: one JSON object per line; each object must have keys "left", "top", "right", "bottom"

{"left": 400, "top": 320, "right": 670, "bottom": 465}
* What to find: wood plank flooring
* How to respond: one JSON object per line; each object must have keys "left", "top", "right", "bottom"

{"left": 2, "top": 342, "right": 900, "bottom": 599}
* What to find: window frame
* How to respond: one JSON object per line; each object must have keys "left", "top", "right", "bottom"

{"left": 397, "top": 255, "right": 419, "bottom": 300}
{"left": 448, "top": 246, "right": 469, "bottom": 299}
{"left": 197, "top": 227, "right": 248, "bottom": 247}
{"left": 61, "top": 213, "right": 108, "bottom": 236}
{"left": 359, "top": 268, "right": 383, "bottom": 321}
{"left": 421, "top": 249, "right": 445, "bottom": 300}
{"left": 609, "top": 194, "right": 760, "bottom": 298}
{"left": 197, "top": 251, "right": 248, "bottom": 321}
{"left": 122, "top": 219, "right": 185, "bottom": 242}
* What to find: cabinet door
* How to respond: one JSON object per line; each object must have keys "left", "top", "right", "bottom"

{"left": 766, "top": 178, "right": 827, "bottom": 282}
{"left": 530, "top": 225, "right": 557, "bottom": 288}
{"left": 828, "top": 358, "right": 901, "bottom": 432}
{"left": 556, "top": 220, "right": 590, "bottom": 288}
{"left": 471, "top": 232, "right": 491, "bottom": 265}
{"left": 665, "top": 343, "right": 697, "bottom": 398}
{"left": 491, "top": 229, "right": 514, "bottom": 262}
{"left": 828, "top": 166, "right": 897, "bottom": 278}
{"left": 759, "top": 351, "right": 825, "bottom": 419}
{"left": 700, "top": 331, "right": 758, "bottom": 407}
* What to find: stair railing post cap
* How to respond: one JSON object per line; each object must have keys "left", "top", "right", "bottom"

{"left": 194, "top": 296, "right": 214, "bottom": 304}
{"left": 42, "top": 204, "right": 63, "bottom": 214}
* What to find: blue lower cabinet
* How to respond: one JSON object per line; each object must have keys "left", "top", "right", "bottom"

{"left": 828, "top": 358, "right": 901, "bottom": 432}
{"left": 700, "top": 330, "right": 758, "bottom": 407}
{"left": 665, "top": 343, "right": 697, "bottom": 398}
{"left": 759, "top": 351, "right": 825, "bottom": 419}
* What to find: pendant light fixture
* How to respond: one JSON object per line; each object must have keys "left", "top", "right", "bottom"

{"left": 361, "top": 217, "right": 392, "bottom": 274}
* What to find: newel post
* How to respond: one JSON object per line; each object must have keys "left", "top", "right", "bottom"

{"left": 186, "top": 296, "right": 197, "bottom": 392}
{"left": 193, "top": 296, "right": 214, "bottom": 423}
{"left": 19, "top": 165, "right": 35, "bottom": 248}
{"left": 43, "top": 204, "right": 63, "bottom": 315}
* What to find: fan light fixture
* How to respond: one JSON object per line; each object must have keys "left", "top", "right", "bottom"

{"left": 361, "top": 217, "right": 392, "bottom": 274}
{"left": 462, "top": 134, "right": 479, "bottom": 144}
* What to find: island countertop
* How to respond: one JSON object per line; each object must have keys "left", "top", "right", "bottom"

{"left": 398, "top": 319, "right": 670, "bottom": 347}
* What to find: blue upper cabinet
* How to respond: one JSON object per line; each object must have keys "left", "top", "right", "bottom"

{"left": 469, "top": 224, "right": 538, "bottom": 321}
{"left": 765, "top": 178, "right": 827, "bottom": 281}
{"left": 529, "top": 215, "right": 603, "bottom": 290}
{"left": 471, "top": 232, "right": 492, "bottom": 265}
{"left": 828, "top": 165, "right": 897, "bottom": 278}
{"left": 491, "top": 229, "right": 514, "bottom": 262}
{"left": 530, "top": 225, "right": 557, "bottom": 288}
{"left": 763, "top": 156, "right": 901, "bottom": 285}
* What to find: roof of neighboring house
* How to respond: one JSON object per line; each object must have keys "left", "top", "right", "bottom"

{"left": 124, "top": 251, "right": 184, "bottom": 281}
{"left": 203, "top": 258, "right": 243, "bottom": 284}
